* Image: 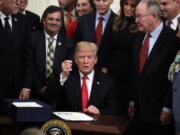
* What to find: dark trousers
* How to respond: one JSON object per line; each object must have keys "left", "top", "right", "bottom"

{"left": 134, "top": 118, "right": 174, "bottom": 135}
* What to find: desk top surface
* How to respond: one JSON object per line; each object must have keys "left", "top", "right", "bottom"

{"left": 0, "top": 115, "right": 129, "bottom": 135}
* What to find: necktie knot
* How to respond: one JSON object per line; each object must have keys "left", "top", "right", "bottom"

{"left": 47, "top": 37, "right": 54, "bottom": 46}
{"left": 82, "top": 75, "right": 88, "bottom": 81}
{"left": 4, "top": 16, "right": 9, "bottom": 21}
{"left": 66, "top": 12, "right": 72, "bottom": 17}
{"left": 66, "top": 12, "right": 72, "bottom": 25}
{"left": 98, "top": 17, "right": 104, "bottom": 22}
{"left": 146, "top": 33, "right": 151, "bottom": 38}
{"left": 167, "top": 20, "right": 172, "bottom": 28}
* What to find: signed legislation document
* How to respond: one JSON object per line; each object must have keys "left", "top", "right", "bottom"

{"left": 53, "top": 112, "right": 96, "bottom": 121}
{"left": 12, "top": 102, "right": 43, "bottom": 107}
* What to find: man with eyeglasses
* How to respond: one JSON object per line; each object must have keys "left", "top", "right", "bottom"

{"left": 0, "top": 0, "right": 33, "bottom": 111}
{"left": 128, "top": 0, "right": 179, "bottom": 135}
{"left": 44, "top": 41, "right": 118, "bottom": 115}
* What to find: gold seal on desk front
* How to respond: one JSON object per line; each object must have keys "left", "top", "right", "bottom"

{"left": 41, "top": 119, "right": 72, "bottom": 135}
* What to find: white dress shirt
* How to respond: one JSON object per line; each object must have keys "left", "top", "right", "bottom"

{"left": 60, "top": 70, "right": 95, "bottom": 100}
{"left": 44, "top": 31, "right": 58, "bottom": 58}
{"left": 95, "top": 9, "right": 111, "bottom": 34}
{"left": 0, "top": 11, "right": 12, "bottom": 29}
{"left": 166, "top": 13, "right": 180, "bottom": 30}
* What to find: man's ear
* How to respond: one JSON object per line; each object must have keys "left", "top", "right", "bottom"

{"left": 74, "top": 56, "right": 77, "bottom": 64}
{"left": 95, "top": 56, "right": 98, "bottom": 64}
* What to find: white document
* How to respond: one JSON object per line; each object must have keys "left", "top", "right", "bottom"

{"left": 53, "top": 112, "right": 96, "bottom": 121}
{"left": 12, "top": 102, "right": 43, "bottom": 107}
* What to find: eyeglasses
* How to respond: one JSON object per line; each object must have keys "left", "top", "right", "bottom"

{"left": 135, "top": 14, "right": 151, "bottom": 19}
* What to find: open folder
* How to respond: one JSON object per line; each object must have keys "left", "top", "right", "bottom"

{"left": 53, "top": 112, "right": 96, "bottom": 121}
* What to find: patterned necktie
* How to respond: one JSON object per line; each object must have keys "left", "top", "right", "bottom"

{"left": 139, "top": 33, "right": 151, "bottom": 73}
{"left": 66, "top": 12, "right": 72, "bottom": 26}
{"left": 4, "top": 16, "right": 11, "bottom": 38}
{"left": 96, "top": 17, "right": 104, "bottom": 46}
{"left": 46, "top": 37, "right": 55, "bottom": 78}
{"left": 82, "top": 75, "right": 88, "bottom": 112}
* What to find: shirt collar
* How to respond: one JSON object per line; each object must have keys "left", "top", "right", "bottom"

{"left": 96, "top": 9, "right": 111, "bottom": 21}
{"left": 150, "top": 22, "right": 163, "bottom": 39}
{"left": 0, "top": 11, "right": 12, "bottom": 22}
{"left": 166, "top": 13, "right": 180, "bottom": 30}
{"left": 64, "top": 9, "right": 76, "bottom": 17}
{"left": 22, "top": 10, "right": 26, "bottom": 15}
{"left": 44, "top": 31, "right": 58, "bottom": 40}
{"left": 79, "top": 70, "right": 95, "bottom": 81}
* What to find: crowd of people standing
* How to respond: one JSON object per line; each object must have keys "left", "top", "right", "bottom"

{"left": 0, "top": 0, "right": 180, "bottom": 135}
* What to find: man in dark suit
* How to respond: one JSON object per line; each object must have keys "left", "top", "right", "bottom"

{"left": 168, "top": 17, "right": 180, "bottom": 135}
{"left": 57, "top": 0, "right": 77, "bottom": 27}
{"left": 22, "top": 6, "right": 73, "bottom": 100}
{"left": 0, "top": 0, "right": 32, "bottom": 105}
{"left": 75, "top": 0, "right": 115, "bottom": 72}
{"left": 46, "top": 41, "right": 118, "bottom": 115}
{"left": 128, "top": 0, "right": 179, "bottom": 135}
{"left": 158, "top": 0, "right": 180, "bottom": 31}
{"left": 18, "top": 0, "right": 40, "bottom": 31}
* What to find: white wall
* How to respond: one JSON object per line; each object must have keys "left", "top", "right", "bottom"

{"left": 27, "top": 0, "right": 120, "bottom": 18}
{"left": 27, "top": 0, "right": 59, "bottom": 17}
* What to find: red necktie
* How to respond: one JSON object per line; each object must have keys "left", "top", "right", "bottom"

{"left": 96, "top": 17, "right": 103, "bottom": 45}
{"left": 81, "top": 75, "right": 88, "bottom": 112}
{"left": 167, "top": 20, "right": 172, "bottom": 28}
{"left": 66, "top": 12, "right": 72, "bottom": 25}
{"left": 139, "top": 33, "right": 151, "bottom": 73}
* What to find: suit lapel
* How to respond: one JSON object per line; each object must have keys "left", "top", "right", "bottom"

{"left": 0, "top": 19, "right": 3, "bottom": 31}
{"left": 99, "top": 11, "right": 114, "bottom": 50}
{"left": 88, "top": 71, "right": 100, "bottom": 106}
{"left": 89, "top": 12, "right": 96, "bottom": 43}
{"left": 143, "top": 25, "right": 167, "bottom": 71}
{"left": 38, "top": 31, "right": 46, "bottom": 77}
{"left": 68, "top": 72, "right": 82, "bottom": 110}
{"left": 11, "top": 15, "right": 18, "bottom": 47}
{"left": 54, "top": 33, "right": 63, "bottom": 58}
{"left": 53, "top": 34, "right": 63, "bottom": 71}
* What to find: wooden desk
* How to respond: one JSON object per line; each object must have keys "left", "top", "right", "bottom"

{"left": 0, "top": 115, "right": 129, "bottom": 135}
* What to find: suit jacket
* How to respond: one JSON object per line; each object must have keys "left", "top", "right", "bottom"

{"left": 132, "top": 25, "right": 179, "bottom": 122}
{"left": 30, "top": 30, "right": 74, "bottom": 90}
{"left": 173, "top": 71, "right": 180, "bottom": 122}
{"left": 75, "top": 11, "right": 116, "bottom": 69}
{"left": 46, "top": 70, "right": 118, "bottom": 115}
{"left": 24, "top": 10, "right": 40, "bottom": 31}
{"left": 0, "top": 14, "right": 32, "bottom": 98}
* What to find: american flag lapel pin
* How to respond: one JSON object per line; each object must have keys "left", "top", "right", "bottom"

{"left": 58, "top": 42, "right": 61, "bottom": 46}
{"left": 14, "top": 18, "right": 17, "bottom": 22}
{"left": 97, "top": 81, "right": 100, "bottom": 85}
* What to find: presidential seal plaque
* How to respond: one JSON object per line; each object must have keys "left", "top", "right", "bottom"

{"left": 41, "top": 120, "right": 72, "bottom": 135}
